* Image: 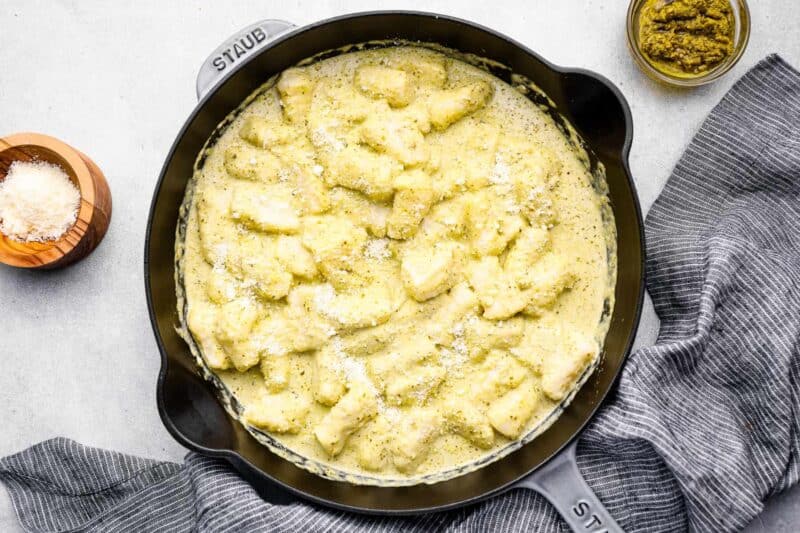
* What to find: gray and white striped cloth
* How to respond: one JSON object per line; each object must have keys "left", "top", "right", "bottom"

{"left": 2, "top": 54, "right": 800, "bottom": 533}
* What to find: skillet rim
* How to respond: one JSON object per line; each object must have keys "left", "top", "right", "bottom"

{"left": 144, "top": 9, "right": 646, "bottom": 515}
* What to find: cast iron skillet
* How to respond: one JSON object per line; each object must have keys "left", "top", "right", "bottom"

{"left": 145, "top": 11, "right": 644, "bottom": 531}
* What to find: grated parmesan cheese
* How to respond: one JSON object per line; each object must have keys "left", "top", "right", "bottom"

{"left": 364, "top": 238, "right": 391, "bottom": 260}
{"left": 489, "top": 155, "right": 511, "bottom": 185}
{"left": 259, "top": 336, "right": 287, "bottom": 356}
{"left": 0, "top": 160, "right": 81, "bottom": 242}
{"left": 311, "top": 125, "right": 345, "bottom": 152}
{"left": 277, "top": 168, "right": 292, "bottom": 182}
{"left": 313, "top": 283, "right": 336, "bottom": 309}
{"left": 332, "top": 336, "right": 383, "bottom": 404}
{"left": 340, "top": 352, "right": 371, "bottom": 385}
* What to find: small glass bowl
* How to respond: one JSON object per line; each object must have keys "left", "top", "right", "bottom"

{"left": 626, "top": 0, "right": 751, "bottom": 87}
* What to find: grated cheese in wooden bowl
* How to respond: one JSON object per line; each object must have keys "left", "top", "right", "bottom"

{"left": 0, "top": 160, "right": 80, "bottom": 242}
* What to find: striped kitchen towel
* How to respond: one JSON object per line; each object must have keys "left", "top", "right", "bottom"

{"left": 2, "top": 54, "right": 800, "bottom": 533}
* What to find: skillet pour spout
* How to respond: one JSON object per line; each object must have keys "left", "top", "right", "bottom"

{"left": 146, "top": 10, "right": 644, "bottom": 525}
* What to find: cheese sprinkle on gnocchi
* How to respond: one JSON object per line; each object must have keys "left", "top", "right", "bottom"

{"left": 179, "top": 46, "right": 616, "bottom": 481}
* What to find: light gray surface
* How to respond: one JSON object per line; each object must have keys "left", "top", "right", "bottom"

{"left": 0, "top": 1, "right": 797, "bottom": 531}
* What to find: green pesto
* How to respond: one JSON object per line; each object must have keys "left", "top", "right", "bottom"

{"left": 639, "top": 0, "right": 735, "bottom": 77}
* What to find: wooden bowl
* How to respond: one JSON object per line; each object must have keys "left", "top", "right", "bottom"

{"left": 0, "top": 133, "right": 112, "bottom": 269}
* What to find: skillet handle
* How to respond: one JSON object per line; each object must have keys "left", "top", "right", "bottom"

{"left": 513, "top": 440, "right": 624, "bottom": 533}
{"left": 196, "top": 19, "right": 296, "bottom": 100}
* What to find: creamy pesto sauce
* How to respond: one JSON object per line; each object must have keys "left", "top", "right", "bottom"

{"left": 176, "top": 46, "right": 616, "bottom": 485}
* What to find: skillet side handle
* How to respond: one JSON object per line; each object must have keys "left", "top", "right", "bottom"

{"left": 196, "top": 19, "right": 296, "bottom": 100}
{"left": 514, "top": 440, "right": 624, "bottom": 533}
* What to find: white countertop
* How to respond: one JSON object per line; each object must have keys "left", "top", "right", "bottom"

{"left": 1, "top": 1, "right": 798, "bottom": 531}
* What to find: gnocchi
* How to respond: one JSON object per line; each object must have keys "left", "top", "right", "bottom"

{"left": 179, "top": 46, "right": 614, "bottom": 481}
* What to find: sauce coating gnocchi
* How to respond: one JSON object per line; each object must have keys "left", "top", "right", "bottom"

{"left": 178, "top": 46, "right": 615, "bottom": 481}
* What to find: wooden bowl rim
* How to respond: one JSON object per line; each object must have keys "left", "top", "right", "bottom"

{"left": 0, "top": 132, "right": 96, "bottom": 268}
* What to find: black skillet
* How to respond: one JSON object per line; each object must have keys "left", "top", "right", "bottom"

{"left": 145, "top": 11, "right": 645, "bottom": 532}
